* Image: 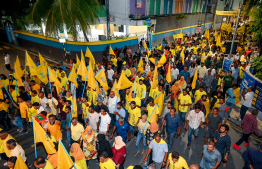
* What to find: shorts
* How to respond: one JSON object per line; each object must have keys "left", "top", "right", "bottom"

{"left": 205, "top": 129, "right": 216, "bottom": 139}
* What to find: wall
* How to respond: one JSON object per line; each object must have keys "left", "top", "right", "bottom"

{"left": 130, "top": 0, "right": 146, "bottom": 16}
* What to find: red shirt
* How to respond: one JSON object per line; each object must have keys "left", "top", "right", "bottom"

{"left": 242, "top": 114, "right": 259, "bottom": 136}
{"left": 112, "top": 146, "right": 126, "bottom": 165}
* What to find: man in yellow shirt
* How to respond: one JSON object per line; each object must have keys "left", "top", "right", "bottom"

{"left": 99, "top": 151, "right": 116, "bottom": 169}
{"left": 70, "top": 117, "right": 84, "bottom": 143}
{"left": 30, "top": 80, "right": 40, "bottom": 94}
{"left": 137, "top": 80, "right": 146, "bottom": 102}
{"left": 34, "top": 157, "right": 54, "bottom": 169}
{"left": 128, "top": 101, "right": 141, "bottom": 138}
{"left": 144, "top": 97, "right": 159, "bottom": 123}
{"left": 14, "top": 96, "right": 28, "bottom": 134}
{"left": 60, "top": 72, "right": 69, "bottom": 91}
{"left": 31, "top": 90, "right": 40, "bottom": 104}
{"left": 136, "top": 72, "right": 144, "bottom": 83}
{"left": 166, "top": 151, "right": 189, "bottom": 169}
{"left": 26, "top": 100, "right": 38, "bottom": 125}
{"left": 194, "top": 86, "right": 207, "bottom": 104}
{"left": 131, "top": 92, "right": 141, "bottom": 109}
{"left": 9, "top": 85, "right": 19, "bottom": 103}
{"left": 123, "top": 66, "right": 131, "bottom": 78}
{"left": 0, "top": 130, "right": 15, "bottom": 165}
{"left": 110, "top": 55, "right": 117, "bottom": 67}
{"left": 192, "top": 44, "right": 199, "bottom": 55}
{"left": 178, "top": 89, "right": 192, "bottom": 124}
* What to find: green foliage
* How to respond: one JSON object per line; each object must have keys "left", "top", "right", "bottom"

{"left": 110, "top": 34, "right": 130, "bottom": 40}
{"left": 175, "top": 14, "right": 187, "bottom": 20}
{"left": 26, "top": 0, "right": 102, "bottom": 41}
{"left": 251, "top": 56, "right": 262, "bottom": 80}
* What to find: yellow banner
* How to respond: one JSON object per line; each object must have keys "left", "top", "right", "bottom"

{"left": 216, "top": 10, "right": 238, "bottom": 16}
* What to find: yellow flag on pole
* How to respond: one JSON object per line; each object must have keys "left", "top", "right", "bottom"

{"left": 201, "top": 53, "right": 205, "bottom": 63}
{"left": 144, "top": 42, "right": 148, "bottom": 49}
{"left": 154, "top": 93, "right": 164, "bottom": 116}
{"left": 166, "top": 62, "right": 171, "bottom": 83}
{"left": 181, "top": 49, "right": 185, "bottom": 65}
{"left": 49, "top": 68, "right": 63, "bottom": 94}
{"left": 26, "top": 51, "right": 37, "bottom": 75}
{"left": 87, "top": 64, "right": 96, "bottom": 90}
{"left": 159, "top": 54, "right": 167, "bottom": 65}
{"left": 57, "top": 140, "right": 73, "bottom": 169}
{"left": 39, "top": 53, "right": 48, "bottom": 66}
{"left": 14, "top": 155, "right": 28, "bottom": 169}
{"left": 216, "top": 33, "right": 222, "bottom": 47}
{"left": 151, "top": 67, "right": 158, "bottom": 89}
{"left": 36, "top": 63, "right": 48, "bottom": 84}
{"left": 111, "top": 81, "right": 118, "bottom": 95}
{"left": 137, "top": 57, "right": 144, "bottom": 73}
{"left": 191, "top": 69, "right": 198, "bottom": 89}
{"left": 72, "top": 94, "right": 78, "bottom": 118}
{"left": 68, "top": 67, "right": 78, "bottom": 88}
{"left": 116, "top": 71, "right": 133, "bottom": 90}
{"left": 85, "top": 47, "right": 95, "bottom": 69}
{"left": 14, "top": 56, "right": 23, "bottom": 79}
{"left": 33, "top": 118, "right": 56, "bottom": 154}
{"left": 109, "top": 46, "right": 115, "bottom": 57}
{"left": 77, "top": 56, "right": 87, "bottom": 81}
{"left": 95, "top": 68, "right": 109, "bottom": 91}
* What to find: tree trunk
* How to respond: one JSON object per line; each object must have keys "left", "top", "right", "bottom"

{"left": 83, "top": 31, "right": 89, "bottom": 42}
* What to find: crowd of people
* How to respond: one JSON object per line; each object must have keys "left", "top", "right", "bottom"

{"left": 0, "top": 26, "right": 262, "bottom": 169}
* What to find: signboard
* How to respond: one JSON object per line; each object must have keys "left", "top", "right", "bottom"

{"left": 222, "top": 59, "right": 232, "bottom": 71}
{"left": 144, "top": 18, "right": 152, "bottom": 27}
{"left": 196, "top": 21, "right": 202, "bottom": 34}
{"left": 216, "top": 10, "right": 238, "bottom": 16}
{"left": 137, "top": 0, "right": 142, "bottom": 8}
{"left": 253, "top": 80, "right": 262, "bottom": 111}
{"left": 240, "top": 71, "right": 255, "bottom": 94}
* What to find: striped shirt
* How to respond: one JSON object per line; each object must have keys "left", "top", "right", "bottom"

{"left": 242, "top": 114, "right": 260, "bottom": 136}
{"left": 213, "top": 131, "right": 231, "bottom": 155}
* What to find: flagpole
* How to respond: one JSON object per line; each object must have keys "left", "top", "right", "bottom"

{"left": 60, "top": 68, "right": 73, "bottom": 97}
{"left": 69, "top": 75, "right": 78, "bottom": 128}
{"left": 0, "top": 77, "right": 15, "bottom": 104}
{"left": 59, "top": 139, "right": 77, "bottom": 169}
{"left": 11, "top": 66, "right": 15, "bottom": 84}
{"left": 16, "top": 78, "right": 18, "bottom": 96}
{"left": 143, "top": 104, "right": 158, "bottom": 131}
{"left": 82, "top": 62, "right": 90, "bottom": 98}
{"left": 25, "top": 51, "right": 27, "bottom": 82}
{"left": 47, "top": 66, "right": 53, "bottom": 102}
{"left": 32, "top": 118, "right": 37, "bottom": 158}
{"left": 114, "top": 89, "right": 119, "bottom": 112}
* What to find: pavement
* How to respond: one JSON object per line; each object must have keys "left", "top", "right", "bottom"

{"left": 0, "top": 42, "right": 262, "bottom": 169}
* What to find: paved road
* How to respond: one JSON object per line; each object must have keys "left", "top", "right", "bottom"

{"left": 0, "top": 43, "right": 261, "bottom": 169}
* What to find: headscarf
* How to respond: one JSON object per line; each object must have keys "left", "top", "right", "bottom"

{"left": 113, "top": 136, "right": 126, "bottom": 150}
{"left": 178, "top": 76, "right": 185, "bottom": 86}
{"left": 150, "top": 122, "right": 159, "bottom": 133}
{"left": 82, "top": 126, "right": 96, "bottom": 141}
{"left": 172, "top": 82, "right": 180, "bottom": 92}
{"left": 70, "top": 143, "right": 85, "bottom": 161}
{"left": 96, "top": 134, "right": 113, "bottom": 158}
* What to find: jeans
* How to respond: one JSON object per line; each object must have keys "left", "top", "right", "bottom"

{"left": 167, "top": 132, "right": 176, "bottom": 151}
{"left": 141, "top": 100, "right": 147, "bottom": 107}
{"left": 61, "top": 120, "right": 66, "bottom": 129}
{"left": 178, "top": 111, "right": 186, "bottom": 122}
{"left": 136, "top": 130, "right": 146, "bottom": 151}
{"left": 205, "top": 86, "right": 210, "bottom": 94}
{"left": 130, "top": 126, "right": 138, "bottom": 135}
{"left": 67, "top": 130, "right": 71, "bottom": 145}
{"left": 21, "top": 118, "right": 27, "bottom": 132}
{"left": 188, "top": 126, "right": 199, "bottom": 144}
{"left": 84, "top": 118, "right": 88, "bottom": 126}
{"left": 236, "top": 133, "right": 251, "bottom": 145}
{"left": 240, "top": 105, "right": 249, "bottom": 120}
{"left": 226, "top": 102, "right": 234, "bottom": 115}
{"left": 110, "top": 113, "right": 116, "bottom": 127}
{"left": 13, "top": 116, "right": 23, "bottom": 129}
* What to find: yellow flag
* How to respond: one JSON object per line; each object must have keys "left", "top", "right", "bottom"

{"left": 49, "top": 68, "right": 63, "bottom": 94}
{"left": 72, "top": 94, "right": 78, "bottom": 118}
{"left": 77, "top": 56, "right": 87, "bottom": 81}
{"left": 85, "top": 47, "right": 95, "bottom": 69}
{"left": 39, "top": 53, "right": 48, "bottom": 66}
{"left": 144, "top": 42, "right": 148, "bottom": 49}
{"left": 191, "top": 69, "right": 198, "bottom": 89}
{"left": 151, "top": 67, "right": 158, "bottom": 89}
{"left": 57, "top": 141, "right": 73, "bottom": 169}
{"left": 137, "top": 57, "right": 144, "bottom": 73}
{"left": 95, "top": 68, "right": 109, "bottom": 91}
{"left": 214, "top": 31, "right": 218, "bottom": 41}
{"left": 26, "top": 51, "right": 37, "bottom": 75}
{"left": 14, "top": 56, "right": 23, "bottom": 79}
{"left": 36, "top": 63, "right": 48, "bottom": 84}
{"left": 154, "top": 93, "right": 164, "bottom": 116}
{"left": 201, "top": 53, "right": 205, "bottom": 63}
{"left": 33, "top": 119, "right": 56, "bottom": 154}
{"left": 166, "top": 62, "right": 171, "bottom": 83}
{"left": 159, "top": 54, "right": 167, "bottom": 65}
{"left": 116, "top": 71, "right": 133, "bottom": 90}
{"left": 204, "top": 29, "right": 210, "bottom": 41}
{"left": 216, "top": 33, "right": 222, "bottom": 47}
{"left": 14, "top": 154, "right": 28, "bottom": 169}
{"left": 149, "top": 58, "right": 158, "bottom": 65}
{"left": 110, "top": 46, "right": 115, "bottom": 57}
{"left": 111, "top": 81, "right": 118, "bottom": 95}
{"left": 181, "top": 49, "right": 185, "bottom": 65}
{"left": 68, "top": 67, "right": 78, "bottom": 88}
{"left": 87, "top": 64, "right": 96, "bottom": 90}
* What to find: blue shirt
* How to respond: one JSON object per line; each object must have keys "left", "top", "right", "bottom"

{"left": 180, "top": 70, "right": 190, "bottom": 82}
{"left": 148, "top": 139, "right": 168, "bottom": 163}
{"left": 226, "top": 88, "right": 236, "bottom": 104}
{"left": 218, "top": 104, "right": 229, "bottom": 121}
{"left": 115, "top": 121, "right": 130, "bottom": 139}
{"left": 115, "top": 108, "right": 126, "bottom": 120}
{"left": 60, "top": 65, "right": 66, "bottom": 72}
{"left": 164, "top": 114, "right": 181, "bottom": 133}
{"left": 200, "top": 145, "right": 221, "bottom": 169}
{"left": 242, "top": 147, "right": 262, "bottom": 169}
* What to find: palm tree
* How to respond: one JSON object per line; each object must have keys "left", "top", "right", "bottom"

{"left": 26, "top": 0, "right": 102, "bottom": 41}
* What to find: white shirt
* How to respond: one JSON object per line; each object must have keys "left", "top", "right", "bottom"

{"left": 198, "top": 66, "right": 207, "bottom": 78}
{"left": 88, "top": 111, "right": 99, "bottom": 131}
{"left": 4, "top": 54, "right": 10, "bottom": 65}
{"left": 40, "top": 97, "right": 48, "bottom": 108}
{"left": 11, "top": 144, "right": 26, "bottom": 162}
{"left": 99, "top": 113, "right": 111, "bottom": 132}
{"left": 108, "top": 96, "right": 119, "bottom": 114}
{"left": 171, "top": 68, "right": 179, "bottom": 79}
{"left": 38, "top": 106, "right": 45, "bottom": 113}
{"left": 206, "top": 68, "right": 216, "bottom": 76}
{"left": 186, "top": 110, "right": 205, "bottom": 129}
{"left": 241, "top": 91, "right": 254, "bottom": 107}
{"left": 107, "top": 69, "right": 114, "bottom": 81}
{"left": 48, "top": 98, "right": 58, "bottom": 115}
{"left": 162, "top": 106, "right": 170, "bottom": 119}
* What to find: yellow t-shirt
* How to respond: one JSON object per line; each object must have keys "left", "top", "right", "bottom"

{"left": 240, "top": 66, "right": 245, "bottom": 79}
{"left": 99, "top": 158, "right": 116, "bottom": 169}
{"left": 149, "top": 87, "right": 159, "bottom": 99}
{"left": 136, "top": 77, "right": 144, "bottom": 83}
{"left": 61, "top": 77, "right": 68, "bottom": 91}
{"left": 71, "top": 123, "right": 84, "bottom": 141}
{"left": 19, "top": 101, "right": 28, "bottom": 118}
{"left": 32, "top": 84, "right": 40, "bottom": 94}
{"left": 129, "top": 107, "right": 141, "bottom": 126}
{"left": 40, "top": 160, "right": 54, "bottom": 169}
{"left": 0, "top": 102, "right": 9, "bottom": 112}
{"left": 147, "top": 105, "right": 159, "bottom": 123}
{"left": 2, "top": 79, "right": 9, "bottom": 88}
{"left": 66, "top": 96, "right": 73, "bottom": 103}
{"left": 194, "top": 90, "right": 207, "bottom": 104}
{"left": 3, "top": 134, "right": 15, "bottom": 157}
{"left": 0, "top": 128, "right": 3, "bottom": 154}
{"left": 111, "top": 58, "right": 117, "bottom": 67}
{"left": 125, "top": 94, "right": 131, "bottom": 112}
{"left": 167, "top": 154, "right": 189, "bottom": 169}
{"left": 11, "top": 90, "right": 19, "bottom": 103}
{"left": 192, "top": 46, "right": 198, "bottom": 54}
{"left": 27, "top": 107, "right": 38, "bottom": 122}
{"left": 124, "top": 69, "right": 131, "bottom": 77}
{"left": 133, "top": 97, "right": 141, "bottom": 107}
{"left": 86, "top": 90, "right": 93, "bottom": 103}
{"left": 82, "top": 102, "right": 91, "bottom": 118}
{"left": 31, "top": 95, "right": 40, "bottom": 104}
{"left": 178, "top": 94, "right": 192, "bottom": 113}
{"left": 137, "top": 84, "right": 146, "bottom": 100}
